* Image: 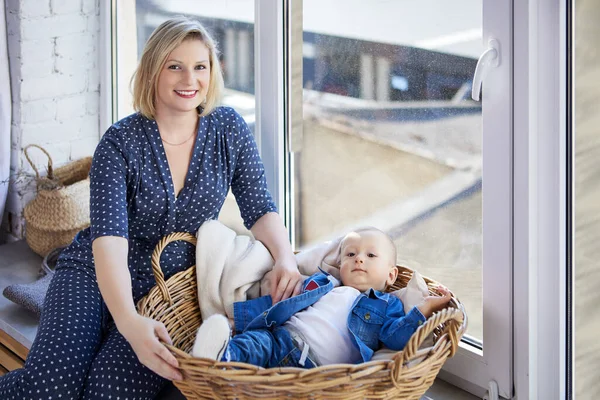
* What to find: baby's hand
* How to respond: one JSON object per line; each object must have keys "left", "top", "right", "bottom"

{"left": 416, "top": 286, "right": 452, "bottom": 319}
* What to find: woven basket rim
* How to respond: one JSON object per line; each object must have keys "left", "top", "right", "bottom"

{"left": 28, "top": 178, "right": 90, "bottom": 196}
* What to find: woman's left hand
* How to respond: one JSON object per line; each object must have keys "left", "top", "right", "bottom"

{"left": 270, "top": 259, "right": 303, "bottom": 303}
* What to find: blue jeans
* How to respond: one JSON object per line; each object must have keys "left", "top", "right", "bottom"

{"left": 223, "top": 327, "right": 316, "bottom": 368}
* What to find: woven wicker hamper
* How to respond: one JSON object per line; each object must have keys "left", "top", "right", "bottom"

{"left": 138, "top": 232, "right": 468, "bottom": 400}
{"left": 22, "top": 145, "right": 92, "bottom": 257}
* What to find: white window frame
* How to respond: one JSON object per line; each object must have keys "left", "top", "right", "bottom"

{"left": 437, "top": 1, "right": 513, "bottom": 397}
{"left": 254, "top": 0, "right": 287, "bottom": 214}
{"left": 513, "top": 0, "right": 569, "bottom": 399}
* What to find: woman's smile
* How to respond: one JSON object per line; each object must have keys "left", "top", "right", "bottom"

{"left": 174, "top": 90, "right": 198, "bottom": 99}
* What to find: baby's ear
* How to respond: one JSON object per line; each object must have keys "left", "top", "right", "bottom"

{"left": 386, "top": 265, "right": 399, "bottom": 286}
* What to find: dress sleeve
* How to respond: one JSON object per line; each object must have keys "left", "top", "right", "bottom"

{"left": 89, "top": 128, "right": 130, "bottom": 242}
{"left": 229, "top": 110, "right": 278, "bottom": 229}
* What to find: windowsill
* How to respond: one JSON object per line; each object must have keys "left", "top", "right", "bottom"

{"left": 424, "top": 379, "right": 480, "bottom": 400}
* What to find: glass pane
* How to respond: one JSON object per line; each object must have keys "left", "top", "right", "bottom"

{"left": 116, "top": 0, "right": 255, "bottom": 234}
{"left": 296, "top": 0, "right": 484, "bottom": 341}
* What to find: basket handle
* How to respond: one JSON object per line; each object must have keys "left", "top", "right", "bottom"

{"left": 390, "top": 301, "right": 466, "bottom": 383}
{"left": 23, "top": 144, "right": 54, "bottom": 180}
{"left": 150, "top": 232, "right": 197, "bottom": 305}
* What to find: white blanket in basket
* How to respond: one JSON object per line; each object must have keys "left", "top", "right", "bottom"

{"left": 195, "top": 220, "right": 273, "bottom": 322}
{"left": 196, "top": 221, "right": 346, "bottom": 322}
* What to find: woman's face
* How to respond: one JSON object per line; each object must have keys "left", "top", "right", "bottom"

{"left": 155, "top": 38, "right": 211, "bottom": 117}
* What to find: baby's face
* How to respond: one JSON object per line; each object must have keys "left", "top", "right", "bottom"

{"left": 339, "top": 230, "right": 397, "bottom": 292}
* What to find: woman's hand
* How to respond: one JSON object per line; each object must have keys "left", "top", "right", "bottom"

{"left": 249, "top": 212, "right": 303, "bottom": 303}
{"left": 119, "top": 314, "right": 183, "bottom": 381}
{"left": 417, "top": 286, "right": 452, "bottom": 319}
{"left": 270, "top": 259, "right": 303, "bottom": 303}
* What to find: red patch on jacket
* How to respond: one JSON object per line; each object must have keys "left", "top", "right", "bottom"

{"left": 305, "top": 280, "right": 319, "bottom": 291}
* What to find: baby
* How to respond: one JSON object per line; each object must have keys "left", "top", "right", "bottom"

{"left": 192, "top": 227, "right": 451, "bottom": 367}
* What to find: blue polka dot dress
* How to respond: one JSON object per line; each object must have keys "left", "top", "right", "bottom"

{"left": 0, "top": 107, "right": 277, "bottom": 399}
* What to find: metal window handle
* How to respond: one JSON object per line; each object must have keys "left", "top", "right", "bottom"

{"left": 471, "top": 39, "right": 500, "bottom": 101}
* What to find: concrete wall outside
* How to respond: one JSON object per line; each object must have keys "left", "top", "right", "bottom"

{"left": 297, "top": 115, "right": 452, "bottom": 245}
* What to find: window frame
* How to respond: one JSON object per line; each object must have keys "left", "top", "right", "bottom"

{"left": 254, "top": 0, "right": 289, "bottom": 219}
{"left": 437, "top": 0, "right": 513, "bottom": 396}
{"left": 512, "top": 0, "right": 569, "bottom": 399}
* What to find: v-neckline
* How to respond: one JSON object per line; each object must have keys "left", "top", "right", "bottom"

{"left": 145, "top": 116, "right": 205, "bottom": 206}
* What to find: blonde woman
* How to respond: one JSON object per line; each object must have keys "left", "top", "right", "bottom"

{"left": 0, "top": 16, "right": 302, "bottom": 399}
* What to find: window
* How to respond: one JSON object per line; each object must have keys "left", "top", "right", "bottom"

{"left": 296, "top": 1, "right": 484, "bottom": 345}
{"left": 113, "top": 0, "right": 256, "bottom": 234}
{"left": 278, "top": 0, "right": 513, "bottom": 396}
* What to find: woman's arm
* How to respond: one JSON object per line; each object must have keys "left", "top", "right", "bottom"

{"left": 92, "top": 236, "right": 136, "bottom": 326}
{"left": 251, "top": 212, "right": 303, "bottom": 303}
{"left": 92, "top": 237, "right": 182, "bottom": 381}
{"left": 89, "top": 128, "right": 181, "bottom": 381}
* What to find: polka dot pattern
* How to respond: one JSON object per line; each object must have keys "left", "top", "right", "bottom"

{"left": 0, "top": 107, "right": 277, "bottom": 399}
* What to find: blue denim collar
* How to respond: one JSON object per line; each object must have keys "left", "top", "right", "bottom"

{"left": 364, "top": 288, "right": 391, "bottom": 302}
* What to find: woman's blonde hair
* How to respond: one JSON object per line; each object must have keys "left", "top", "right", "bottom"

{"left": 131, "top": 16, "right": 224, "bottom": 119}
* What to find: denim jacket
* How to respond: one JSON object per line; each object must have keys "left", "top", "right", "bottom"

{"left": 233, "top": 270, "right": 426, "bottom": 363}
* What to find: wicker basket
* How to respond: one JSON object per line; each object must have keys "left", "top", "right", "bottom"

{"left": 23, "top": 145, "right": 92, "bottom": 257}
{"left": 137, "top": 232, "right": 468, "bottom": 400}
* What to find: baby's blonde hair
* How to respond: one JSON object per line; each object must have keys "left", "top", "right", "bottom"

{"left": 131, "top": 16, "right": 225, "bottom": 119}
{"left": 339, "top": 227, "right": 397, "bottom": 267}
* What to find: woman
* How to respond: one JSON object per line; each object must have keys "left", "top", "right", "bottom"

{"left": 0, "top": 16, "right": 302, "bottom": 399}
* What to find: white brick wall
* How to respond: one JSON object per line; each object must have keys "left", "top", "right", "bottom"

{"left": 2, "top": 0, "right": 101, "bottom": 241}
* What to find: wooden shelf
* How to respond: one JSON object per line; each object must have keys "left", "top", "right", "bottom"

{"left": 0, "top": 329, "right": 27, "bottom": 375}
